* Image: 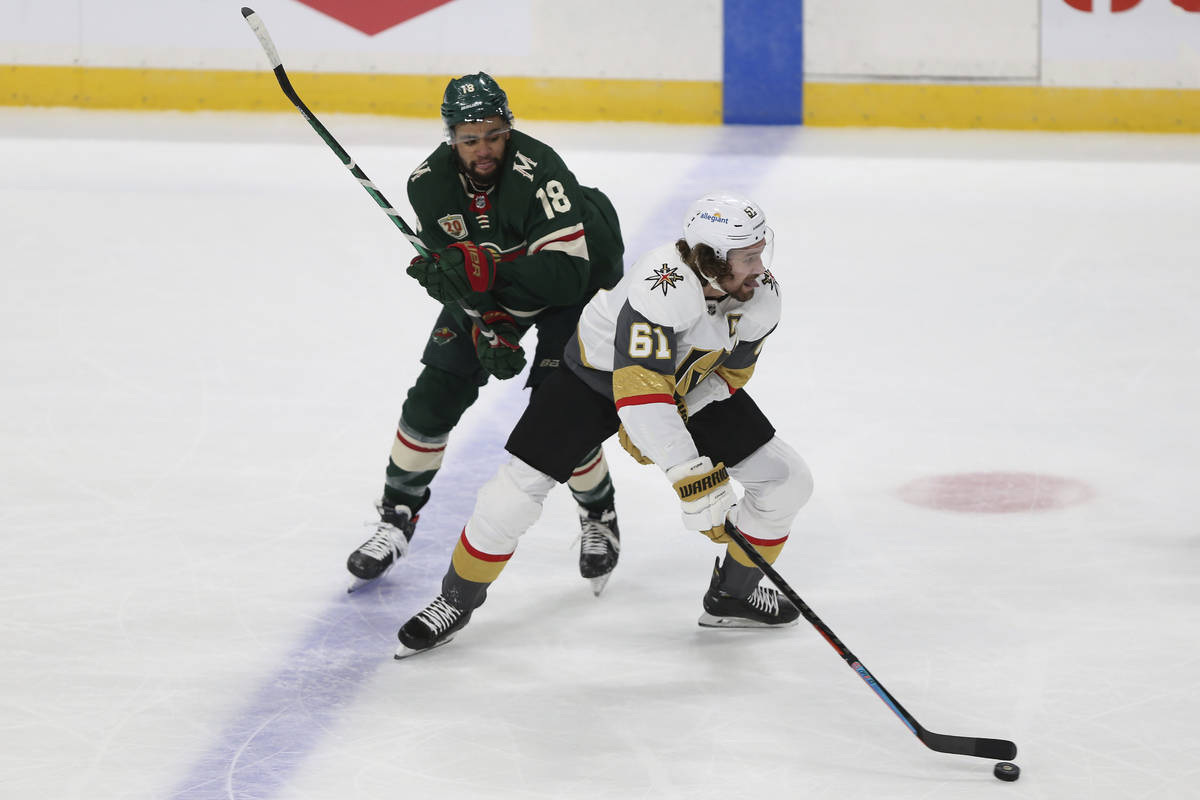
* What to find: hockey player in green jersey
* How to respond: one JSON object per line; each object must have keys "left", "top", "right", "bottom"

{"left": 347, "top": 72, "right": 625, "bottom": 595}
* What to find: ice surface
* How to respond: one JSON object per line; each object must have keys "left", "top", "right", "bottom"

{"left": 2, "top": 108, "right": 1198, "bottom": 799}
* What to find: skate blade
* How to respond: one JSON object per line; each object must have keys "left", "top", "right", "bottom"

{"left": 348, "top": 573, "right": 388, "bottom": 592}
{"left": 346, "top": 563, "right": 397, "bottom": 593}
{"left": 697, "top": 612, "right": 799, "bottom": 629}
{"left": 394, "top": 633, "right": 456, "bottom": 660}
{"left": 588, "top": 572, "right": 612, "bottom": 597}
{"left": 347, "top": 575, "right": 379, "bottom": 594}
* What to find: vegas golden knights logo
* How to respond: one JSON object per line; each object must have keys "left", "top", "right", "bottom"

{"left": 645, "top": 264, "right": 683, "bottom": 296}
{"left": 675, "top": 347, "right": 727, "bottom": 395}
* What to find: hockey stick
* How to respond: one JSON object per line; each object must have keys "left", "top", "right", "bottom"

{"left": 240, "top": 7, "right": 494, "bottom": 339}
{"left": 722, "top": 521, "right": 1017, "bottom": 761}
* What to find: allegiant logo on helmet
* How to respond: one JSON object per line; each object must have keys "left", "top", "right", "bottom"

{"left": 698, "top": 211, "right": 729, "bottom": 225}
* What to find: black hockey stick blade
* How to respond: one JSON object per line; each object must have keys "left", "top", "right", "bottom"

{"left": 721, "top": 521, "right": 1017, "bottom": 762}
{"left": 917, "top": 727, "right": 1017, "bottom": 760}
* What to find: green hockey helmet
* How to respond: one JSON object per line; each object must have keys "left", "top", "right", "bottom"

{"left": 440, "top": 72, "right": 514, "bottom": 142}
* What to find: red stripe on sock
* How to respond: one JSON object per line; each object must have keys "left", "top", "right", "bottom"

{"left": 396, "top": 430, "right": 446, "bottom": 454}
{"left": 571, "top": 453, "right": 604, "bottom": 477}
{"left": 459, "top": 529, "right": 513, "bottom": 562}
{"left": 735, "top": 526, "right": 789, "bottom": 548}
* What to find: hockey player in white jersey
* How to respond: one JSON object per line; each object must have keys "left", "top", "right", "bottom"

{"left": 395, "top": 192, "right": 814, "bottom": 657}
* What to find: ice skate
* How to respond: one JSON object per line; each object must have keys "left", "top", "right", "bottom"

{"left": 577, "top": 506, "right": 620, "bottom": 596}
{"left": 394, "top": 595, "right": 473, "bottom": 659}
{"left": 698, "top": 558, "right": 799, "bottom": 628}
{"left": 346, "top": 496, "right": 423, "bottom": 593}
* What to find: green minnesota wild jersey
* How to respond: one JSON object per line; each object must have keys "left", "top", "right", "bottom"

{"left": 406, "top": 129, "right": 624, "bottom": 318}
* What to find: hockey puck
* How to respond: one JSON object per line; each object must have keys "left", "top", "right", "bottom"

{"left": 993, "top": 762, "right": 1020, "bottom": 782}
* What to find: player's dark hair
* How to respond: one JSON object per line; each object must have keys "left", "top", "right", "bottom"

{"left": 675, "top": 239, "right": 731, "bottom": 286}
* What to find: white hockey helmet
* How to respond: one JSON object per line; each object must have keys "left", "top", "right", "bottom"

{"left": 682, "top": 192, "right": 771, "bottom": 261}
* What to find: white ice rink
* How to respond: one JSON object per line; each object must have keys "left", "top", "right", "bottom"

{"left": 2, "top": 107, "right": 1198, "bottom": 799}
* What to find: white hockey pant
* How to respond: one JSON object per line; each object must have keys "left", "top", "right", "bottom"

{"left": 462, "top": 457, "right": 557, "bottom": 556}
{"left": 727, "top": 437, "right": 814, "bottom": 542}
{"left": 461, "top": 437, "right": 811, "bottom": 557}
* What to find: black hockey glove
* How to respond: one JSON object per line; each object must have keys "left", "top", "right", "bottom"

{"left": 406, "top": 242, "right": 497, "bottom": 305}
{"left": 471, "top": 310, "right": 526, "bottom": 380}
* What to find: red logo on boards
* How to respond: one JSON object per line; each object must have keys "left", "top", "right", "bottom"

{"left": 292, "top": 0, "right": 455, "bottom": 35}
{"left": 1062, "top": 0, "right": 1141, "bottom": 9}
{"left": 1062, "top": 0, "right": 1199, "bottom": 10}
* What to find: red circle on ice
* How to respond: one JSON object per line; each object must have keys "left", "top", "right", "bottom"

{"left": 897, "top": 472, "right": 1092, "bottom": 513}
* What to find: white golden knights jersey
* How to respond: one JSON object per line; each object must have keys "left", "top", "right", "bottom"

{"left": 564, "top": 241, "right": 781, "bottom": 470}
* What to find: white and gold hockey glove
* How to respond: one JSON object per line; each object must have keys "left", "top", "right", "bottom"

{"left": 667, "top": 456, "right": 735, "bottom": 543}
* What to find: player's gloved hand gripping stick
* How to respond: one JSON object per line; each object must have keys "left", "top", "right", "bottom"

{"left": 240, "top": 7, "right": 497, "bottom": 342}
{"left": 667, "top": 456, "right": 735, "bottom": 542}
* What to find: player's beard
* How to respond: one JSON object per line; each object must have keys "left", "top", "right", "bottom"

{"left": 718, "top": 273, "right": 758, "bottom": 301}
{"left": 463, "top": 157, "right": 500, "bottom": 188}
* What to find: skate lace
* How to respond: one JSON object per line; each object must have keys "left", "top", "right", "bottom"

{"left": 747, "top": 585, "right": 781, "bottom": 616}
{"left": 575, "top": 510, "right": 618, "bottom": 556}
{"left": 416, "top": 596, "right": 462, "bottom": 635}
{"left": 358, "top": 523, "right": 407, "bottom": 561}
